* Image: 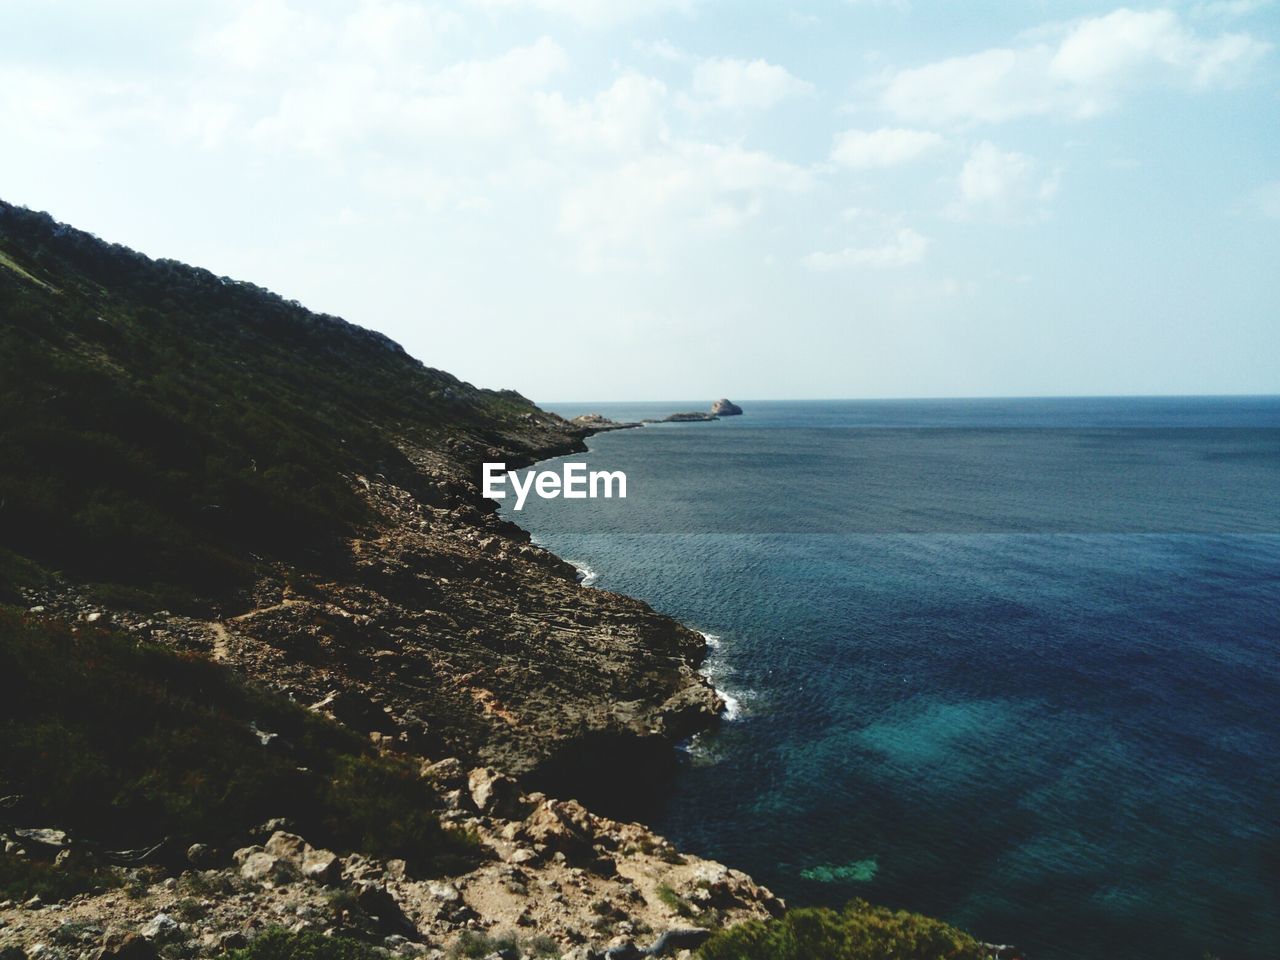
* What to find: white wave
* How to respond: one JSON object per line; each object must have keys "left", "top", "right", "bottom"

{"left": 696, "top": 631, "right": 748, "bottom": 721}
{"left": 718, "top": 688, "right": 743, "bottom": 721}
{"left": 573, "top": 562, "right": 598, "bottom": 587}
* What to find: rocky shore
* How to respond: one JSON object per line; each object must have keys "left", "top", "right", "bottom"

{"left": 1, "top": 414, "right": 775, "bottom": 959}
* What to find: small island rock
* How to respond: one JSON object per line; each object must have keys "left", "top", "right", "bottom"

{"left": 711, "top": 399, "right": 743, "bottom": 416}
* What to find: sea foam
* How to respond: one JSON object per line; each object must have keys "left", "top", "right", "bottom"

{"left": 698, "top": 630, "right": 745, "bottom": 721}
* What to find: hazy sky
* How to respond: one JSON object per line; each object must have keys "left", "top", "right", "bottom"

{"left": 3, "top": 1, "right": 1278, "bottom": 400}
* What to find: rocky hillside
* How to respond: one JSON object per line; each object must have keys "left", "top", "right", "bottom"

{"left": 0, "top": 199, "right": 719, "bottom": 792}
{"left": 0, "top": 201, "right": 752, "bottom": 955}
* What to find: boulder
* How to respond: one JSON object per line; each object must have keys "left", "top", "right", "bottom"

{"left": 139, "top": 914, "right": 181, "bottom": 944}
{"left": 93, "top": 932, "right": 158, "bottom": 960}
{"left": 231, "top": 844, "right": 264, "bottom": 865}
{"left": 467, "top": 767, "right": 521, "bottom": 818}
{"left": 353, "top": 883, "right": 419, "bottom": 938}
{"left": 14, "top": 828, "right": 68, "bottom": 851}
{"left": 710, "top": 399, "right": 743, "bottom": 416}
{"left": 301, "top": 847, "right": 341, "bottom": 884}
{"left": 264, "top": 830, "right": 307, "bottom": 862}
{"left": 421, "top": 757, "right": 466, "bottom": 790}
{"left": 251, "top": 818, "right": 293, "bottom": 841}
{"left": 646, "top": 928, "right": 713, "bottom": 956}
{"left": 185, "top": 843, "right": 214, "bottom": 867}
{"left": 520, "top": 799, "right": 596, "bottom": 860}
{"left": 238, "top": 850, "right": 297, "bottom": 885}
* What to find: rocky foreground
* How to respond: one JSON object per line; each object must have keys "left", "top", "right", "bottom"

{"left": 0, "top": 761, "right": 782, "bottom": 959}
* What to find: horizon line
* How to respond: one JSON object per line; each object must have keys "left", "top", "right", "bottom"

{"left": 536, "top": 392, "right": 1280, "bottom": 405}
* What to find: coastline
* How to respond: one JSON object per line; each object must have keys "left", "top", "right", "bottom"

{"left": 498, "top": 427, "right": 751, "bottom": 799}
{"left": 504, "top": 425, "right": 742, "bottom": 729}
{"left": 0, "top": 202, "right": 1020, "bottom": 958}
{"left": 2, "top": 420, "right": 789, "bottom": 957}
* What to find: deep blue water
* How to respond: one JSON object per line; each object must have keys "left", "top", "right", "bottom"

{"left": 504, "top": 398, "right": 1280, "bottom": 960}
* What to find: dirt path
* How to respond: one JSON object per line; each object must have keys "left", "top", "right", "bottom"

{"left": 208, "top": 621, "right": 232, "bottom": 661}
{"left": 230, "top": 598, "right": 300, "bottom": 622}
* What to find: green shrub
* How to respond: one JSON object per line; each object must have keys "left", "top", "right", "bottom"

{"left": 448, "top": 930, "right": 520, "bottom": 958}
{"left": 525, "top": 935, "right": 561, "bottom": 958}
{"left": 0, "top": 851, "right": 115, "bottom": 902}
{"left": 225, "top": 929, "right": 384, "bottom": 960}
{"left": 698, "top": 900, "right": 989, "bottom": 960}
{"left": 0, "top": 608, "right": 479, "bottom": 881}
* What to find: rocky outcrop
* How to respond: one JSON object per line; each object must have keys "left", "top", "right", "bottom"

{"left": 570, "top": 414, "right": 639, "bottom": 433}
{"left": 656, "top": 412, "right": 717, "bottom": 423}
{"left": 709, "top": 399, "right": 742, "bottom": 417}
{"left": 0, "top": 766, "right": 784, "bottom": 958}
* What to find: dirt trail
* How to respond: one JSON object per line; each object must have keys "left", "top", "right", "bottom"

{"left": 208, "top": 622, "right": 232, "bottom": 661}
{"left": 230, "top": 598, "right": 300, "bottom": 622}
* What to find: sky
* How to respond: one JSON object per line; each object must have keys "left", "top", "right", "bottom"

{"left": 2, "top": 1, "right": 1278, "bottom": 401}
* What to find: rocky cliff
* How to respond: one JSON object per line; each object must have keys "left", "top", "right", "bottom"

{"left": 0, "top": 201, "right": 777, "bottom": 958}
{"left": 0, "top": 200, "right": 719, "bottom": 789}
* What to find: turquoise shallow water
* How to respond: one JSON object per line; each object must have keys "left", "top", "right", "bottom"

{"left": 504, "top": 398, "right": 1280, "bottom": 960}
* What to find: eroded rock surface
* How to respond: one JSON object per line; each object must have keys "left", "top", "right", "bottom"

{"left": 19, "top": 466, "right": 722, "bottom": 785}
{"left": 0, "top": 768, "right": 784, "bottom": 959}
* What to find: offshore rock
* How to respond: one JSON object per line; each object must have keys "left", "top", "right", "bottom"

{"left": 659, "top": 412, "right": 717, "bottom": 422}
{"left": 710, "top": 399, "right": 743, "bottom": 416}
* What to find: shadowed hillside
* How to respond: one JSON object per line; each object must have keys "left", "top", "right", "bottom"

{"left": 0, "top": 199, "right": 579, "bottom": 613}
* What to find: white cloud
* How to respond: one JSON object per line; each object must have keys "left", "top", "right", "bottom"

{"left": 948, "top": 141, "right": 1060, "bottom": 221}
{"left": 561, "top": 142, "right": 810, "bottom": 267}
{"left": 633, "top": 38, "right": 688, "bottom": 62}
{"left": 240, "top": 35, "right": 569, "bottom": 152}
{"left": 467, "top": 0, "right": 693, "bottom": 25}
{"left": 538, "top": 73, "right": 671, "bottom": 154}
{"left": 804, "top": 227, "right": 929, "bottom": 270}
{"left": 1050, "top": 8, "right": 1265, "bottom": 91}
{"left": 200, "top": 0, "right": 461, "bottom": 74}
{"left": 882, "top": 7, "right": 1270, "bottom": 124}
{"left": 830, "top": 127, "right": 944, "bottom": 168}
{"left": 688, "top": 57, "right": 813, "bottom": 110}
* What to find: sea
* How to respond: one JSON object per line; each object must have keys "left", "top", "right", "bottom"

{"left": 501, "top": 397, "right": 1280, "bottom": 960}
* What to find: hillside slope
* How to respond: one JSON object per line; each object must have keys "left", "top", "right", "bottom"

{"left": 0, "top": 198, "right": 718, "bottom": 786}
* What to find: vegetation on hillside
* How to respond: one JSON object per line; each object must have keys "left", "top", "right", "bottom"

{"left": 0, "top": 607, "right": 478, "bottom": 879}
{"left": 697, "top": 900, "right": 991, "bottom": 960}
{"left": 0, "top": 200, "right": 566, "bottom": 613}
{"left": 223, "top": 929, "right": 385, "bottom": 960}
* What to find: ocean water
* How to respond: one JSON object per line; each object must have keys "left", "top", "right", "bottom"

{"left": 503, "top": 398, "right": 1280, "bottom": 960}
